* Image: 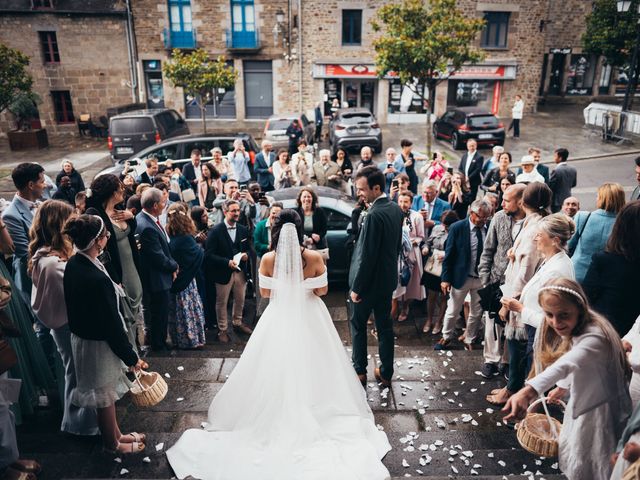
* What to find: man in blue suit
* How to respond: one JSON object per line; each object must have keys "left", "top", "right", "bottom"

{"left": 2, "top": 163, "right": 56, "bottom": 362}
{"left": 377, "top": 147, "right": 405, "bottom": 193}
{"left": 435, "top": 199, "right": 491, "bottom": 351}
{"left": 254, "top": 140, "right": 275, "bottom": 192}
{"left": 181, "top": 148, "right": 202, "bottom": 193}
{"left": 136, "top": 187, "right": 179, "bottom": 351}
{"left": 411, "top": 180, "right": 451, "bottom": 233}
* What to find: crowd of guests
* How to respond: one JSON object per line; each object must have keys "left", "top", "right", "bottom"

{"left": 0, "top": 133, "right": 639, "bottom": 479}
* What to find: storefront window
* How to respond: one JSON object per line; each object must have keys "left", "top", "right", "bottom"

{"left": 388, "top": 79, "right": 425, "bottom": 113}
{"left": 566, "top": 54, "right": 596, "bottom": 96}
{"left": 447, "top": 80, "right": 495, "bottom": 110}
{"left": 324, "top": 79, "right": 342, "bottom": 116}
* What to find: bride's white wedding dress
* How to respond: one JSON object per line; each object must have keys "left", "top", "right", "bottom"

{"left": 166, "top": 224, "right": 391, "bottom": 480}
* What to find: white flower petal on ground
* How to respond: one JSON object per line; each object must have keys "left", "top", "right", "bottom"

{"left": 120, "top": 468, "right": 129, "bottom": 475}
{"left": 155, "top": 443, "right": 164, "bottom": 451}
{"left": 114, "top": 458, "right": 122, "bottom": 463}
{"left": 498, "top": 460, "right": 506, "bottom": 467}
{"left": 142, "top": 457, "right": 151, "bottom": 463}
{"left": 164, "top": 373, "right": 171, "bottom": 379}
{"left": 402, "top": 458, "right": 410, "bottom": 468}
{"left": 177, "top": 366, "right": 184, "bottom": 371}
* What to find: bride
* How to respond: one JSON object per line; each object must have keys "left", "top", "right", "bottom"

{"left": 166, "top": 209, "right": 391, "bottom": 479}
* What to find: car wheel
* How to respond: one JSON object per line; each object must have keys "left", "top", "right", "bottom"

{"left": 451, "top": 133, "right": 462, "bottom": 150}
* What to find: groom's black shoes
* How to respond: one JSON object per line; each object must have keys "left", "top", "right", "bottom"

{"left": 233, "top": 324, "right": 253, "bottom": 335}
{"left": 374, "top": 368, "right": 391, "bottom": 388}
{"left": 357, "top": 374, "right": 367, "bottom": 388}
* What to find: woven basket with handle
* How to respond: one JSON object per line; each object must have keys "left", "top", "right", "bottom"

{"left": 129, "top": 370, "right": 168, "bottom": 407}
{"left": 516, "top": 396, "right": 565, "bottom": 458}
{"left": 623, "top": 459, "right": 640, "bottom": 480}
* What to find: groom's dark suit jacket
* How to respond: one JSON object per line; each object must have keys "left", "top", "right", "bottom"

{"left": 348, "top": 196, "right": 403, "bottom": 298}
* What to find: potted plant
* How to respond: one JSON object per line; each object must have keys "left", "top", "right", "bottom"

{"left": 0, "top": 43, "right": 48, "bottom": 150}
{"left": 6, "top": 92, "right": 48, "bottom": 150}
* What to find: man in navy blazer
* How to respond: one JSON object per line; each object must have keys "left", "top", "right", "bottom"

{"left": 2, "top": 162, "right": 57, "bottom": 363}
{"left": 136, "top": 157, "right": 159, "bottom": 185}
{"left": 458, "top": 139, "right": 484, "bottom": 199}
{"left": 435, "top": 199, "right": 492, "bottom": 351}
{"left": 253, "top": 140, "right": 275, "bottom": 192}
{"left": 411, "top": 180, "right": 451, "bottom": 232}
{"left": 136, "top": 187, "right": 178, "bottom": 350}
{"left": 181, "top": 148, "right": 202, "bottom": 192}
{"left": 205, "top": 198, "right": 253, "bottom": 343}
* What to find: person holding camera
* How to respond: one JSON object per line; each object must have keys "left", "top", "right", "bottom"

{"left": 448, "top": 172, "right": 474, "bottom": 220}
{"left": 378, "top": 148, "right": 405, "bottom": 193}
{"left": 389, "top": 173, "right": 410, "bottom": 203}
{"left": 482, "top": 152, "right": 516, "bottom": 194}
{"left": 227, "top": 139, "right": 252, "bottom": 186}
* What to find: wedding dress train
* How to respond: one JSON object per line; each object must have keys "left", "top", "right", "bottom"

{"left": 166, "top": 224, "right": 391, "bottom": 480}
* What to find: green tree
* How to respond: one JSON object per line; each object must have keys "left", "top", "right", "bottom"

{"left": 0, "top": 43, "right": 34, "bottom": 117}
{"left": 372, "top": 0, "right": 485, "bottom": 155}
{"left": 163, "top": 49, "right": 237, "bottom": 133}
{"left": 583, "top": 0, "right": 640, "bottom": 103}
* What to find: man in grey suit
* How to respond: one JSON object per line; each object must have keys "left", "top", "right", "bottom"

{"left": 2, "top": 162, "right": 56, "bottom": 363}
{"left": 549, "top": 148, "right": 577, "bottom": 213}
{"left": 349, "top": 166, "right": 404, "bottom": 388}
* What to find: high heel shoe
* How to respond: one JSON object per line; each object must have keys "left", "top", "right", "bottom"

{"left": 431, "top": 322, "right": 442, "bottom": 335}
{"left": 422, "top": 320, "right": 432, "bottom": 334}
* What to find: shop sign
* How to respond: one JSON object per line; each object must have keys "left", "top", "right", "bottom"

{"left": 314, "top": 64, "right": 379, "bottom": 78}
{"left": 550, "top": 48, "right": 572, "bottom": 54}
{"left": 449, "top": 65, "right": 516, "bottom": 80}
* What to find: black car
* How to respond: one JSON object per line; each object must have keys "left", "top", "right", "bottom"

{"left": 432, "top": 107, "right": 505, "bottom": 150}
{"left": 108, "top": 109, "right": 190, "bottom": 161}
{"left": 269, "top": 186, "right": 356, "bottom": 283}
{"left": 97, "top": 133, "right": 260, "bottom": 178}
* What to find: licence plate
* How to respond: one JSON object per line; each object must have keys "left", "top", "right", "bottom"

{"left": 117, "top": 147, "right": 134, "bottom": 154}
{"left": 478, "top": 134, "right": 493, "bottom": 140}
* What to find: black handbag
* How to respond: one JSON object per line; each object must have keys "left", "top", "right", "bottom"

{"left": 478, "top": 282, "right": 504, "bottom": 326}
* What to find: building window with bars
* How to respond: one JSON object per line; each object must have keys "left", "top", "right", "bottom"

{"left": 51, "top": 91, "right": 74, "bottom": 123}
{"left": 39, "top": 31, "right": 60, "bottom": 63}
{"left": 481, "top": 12, "right": 509, "bottom": 49}
{"left": 342, "top": 9, "right": 362, "bottom": 46}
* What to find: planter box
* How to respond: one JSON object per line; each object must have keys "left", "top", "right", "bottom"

{"left": 7, "top": 129, "right": 49, "bottom": 151}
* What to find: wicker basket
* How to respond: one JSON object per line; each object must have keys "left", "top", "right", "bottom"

{"left": 130, "top": 370, "right": 168, "bottom": 407}
{"left": 516, "top": 397, "right": 565, "bottom": 458}
{"left": 623, "top": 459, "right": 640, "bottom": 480}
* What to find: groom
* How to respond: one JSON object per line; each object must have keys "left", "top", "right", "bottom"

{"left": 349, "top": 166, "right": 404, "bottom": 388}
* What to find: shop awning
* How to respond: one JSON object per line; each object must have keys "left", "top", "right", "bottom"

{"left": 313, "top": 62, "right": 517, "bottom": 80}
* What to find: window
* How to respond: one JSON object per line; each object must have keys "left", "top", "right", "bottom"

{"left": 169, "top": 0, "right": 192, "bottom": 32}
{"left": 244, "top": 60, "right": 272, "bottom": 118}
{"left": 342, "top": 9, "right": 362, "bottom": 46}
{"left": 32, "top": 0, "right": 53, "bottom": 8}
{"left": 323, "top": 208, "right": 350, "bottom": 230}
{"left": 39, "top": 32, "right": 60, "bottom": 63}
{"left": 139, "top": 144, "right": 179, "bottom": 163}
{"left": 481, "top": 12, "right": 509, "bottom": 49}
{"left": 231, "top": 0, "right": 255, "bottom": 33}
{"left": 51, "top": 91, "right": 74, "bottom": 123}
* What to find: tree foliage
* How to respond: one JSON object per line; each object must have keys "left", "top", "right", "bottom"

{"left": 583, "top": 0, "right": 640, "bottom": 68}
{"left": 0, "top": 43, "right": 34, "bottom": 116}
{"left": 372, "top": 0, "right": 485, "bottom": 155}
{"left": 163, "top": 49, "right": 237, "bottom": 133}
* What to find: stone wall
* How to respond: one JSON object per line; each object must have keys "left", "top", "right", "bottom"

{"left": 0, "top": 13, "right": 132, "bottom": 136}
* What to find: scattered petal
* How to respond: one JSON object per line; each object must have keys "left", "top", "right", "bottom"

{"left": 155, "top": 443, "right": 164, "bottom": 451}
{"left": 114, "top": 457, "right": 122, "bottom": 463}
{"left": 402, "top": 458, "right": 410, "bottom": 468}
{"left": 120, "top": 468, "right": 129, "bottom": 476}
{"left": 142, "top": 456, "right": 151, "bottom": 463}
{"left": 177, "top": 366, "right": 184, "bottom": 371}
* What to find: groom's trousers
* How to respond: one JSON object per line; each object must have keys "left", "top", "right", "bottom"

{"left": 350, "top": 292, "right": 395, "bottom": 381}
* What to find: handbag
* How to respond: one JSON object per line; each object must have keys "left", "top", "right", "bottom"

{"left": 424, "top": 248, "right": 444, "bottom": 277}
{"left": 0, "top": 338, "right": 18, "bottom": 375}
{"left": 399, "top": 250, "right": 412, "bottom": 287}
{"left": 181, "top": 187, "right": 196, "bottom": 203}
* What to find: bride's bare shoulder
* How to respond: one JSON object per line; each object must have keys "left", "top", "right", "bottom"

{"left": 259, "top": 252, "right": 276, "bottom": 276}
{"left": 302, "top": 249, "right": 325, "bottom": 275}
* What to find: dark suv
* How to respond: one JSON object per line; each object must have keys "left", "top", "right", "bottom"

{"left": 96, "top": 133, "right": 260, "bottom": 179}
{"left": 433, "top": 107, "right": 505, "bottom": 150}
{"left": 108, "top": 109, "right": 190, "bottom": 161}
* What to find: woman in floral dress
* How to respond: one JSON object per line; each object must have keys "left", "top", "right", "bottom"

{"left": 167, "top": 203, "right": 206, "bottom": 349}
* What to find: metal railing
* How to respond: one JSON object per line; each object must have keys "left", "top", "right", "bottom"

{"left": 225, "top": 28, "right": 261, "bottom": 50}
{"left": 162, "top": 27, "right": 197, "bottom": 50}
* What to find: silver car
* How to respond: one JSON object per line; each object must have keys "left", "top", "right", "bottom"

{"left": 263, "top": 113, "right": 315, "bottom": 150}
{"left": 329, "top": 108, "right": 382, "bottom": 155}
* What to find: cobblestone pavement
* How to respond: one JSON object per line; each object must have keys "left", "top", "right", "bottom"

{"left": 16, "top": 289, "right": 565, "bottom": 479}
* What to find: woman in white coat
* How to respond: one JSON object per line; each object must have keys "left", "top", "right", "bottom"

{"left": 503, "top": 278, "right": 631, "bottom": 480}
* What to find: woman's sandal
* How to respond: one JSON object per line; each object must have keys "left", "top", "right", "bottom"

{"left": 120, "top": 432, "right": 146, "bottom": 444}
{"left": 2, "top": 467, "right": 37, "bottom": 480}
{"left": 486, "top": 388, "right": 511, "bottom": 406}
{"left": 9, "top": 460, "right": 41, "bottom": 475}
{"left": 103, "top": 441, "right": 145, "bottom": 455}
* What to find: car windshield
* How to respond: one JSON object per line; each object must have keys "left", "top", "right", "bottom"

{"left": 468, "top": 115, "right": 499, "bottom": 128}
{"left": 340, "top": 113, "right": 373, "bottom": 125}
{"left": 267, "top": 119, "right": 293, "bottom": 130}
{"left": 110, "top": 117, "right": 155, "bottom": 134}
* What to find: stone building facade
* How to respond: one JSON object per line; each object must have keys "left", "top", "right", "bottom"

{"left": 0, "top": 0, "right": 135, "bottom": 137}
{"left": 0, "top": 0, "right": 617, "bottom": 139}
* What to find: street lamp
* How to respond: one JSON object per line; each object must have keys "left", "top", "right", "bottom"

{"left": 617, "top": 0, "right": 640, "bottom": 116}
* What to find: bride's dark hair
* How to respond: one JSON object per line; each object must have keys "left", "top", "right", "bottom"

{"left": 270, "top": 208, "right": 304, "bottom": 251}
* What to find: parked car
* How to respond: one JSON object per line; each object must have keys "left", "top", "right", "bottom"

{"left": 269, "top": 186, "right": 356, "bottom": 283}
{"left": 432, "top": 107, "right": 505, "bottom": 150}
{"left": 263, "top": 113, "right": 315, "bottom": 149}
{"left": 97, "top": 133, "right": 260, "bottom": 179}
{"left": 107, "top": 109, "right": 190, "bottom": 161}
{"left": 329, "top": 108, "right": 382, "bottom": 155}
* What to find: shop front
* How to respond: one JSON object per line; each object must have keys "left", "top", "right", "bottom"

{"left": 313, "top": 63, "right": 380, "bottom": 118}
{"left": 445, "top": 63, "right": 517, "bottom": 115}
